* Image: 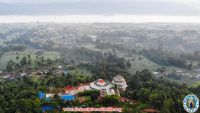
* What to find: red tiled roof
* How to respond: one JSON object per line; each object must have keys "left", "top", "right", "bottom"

{"left": 64, "top": 83, "right": 90, "bottom": 91}
{"left": 98, "top": 79, "right": 105, "bottom": 84}
{"left": 65, "top": 86, "right": 76, "bottom": 91}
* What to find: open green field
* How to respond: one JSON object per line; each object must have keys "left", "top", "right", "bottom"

{"left": 191, "top": 81, "right": 200, "bottom": 88}
{"left": 125, "top": 54, "right": 186, "bottom": 75}
{"left": 126, "top": 54, "right": 161, "bottom": 74}
{"left": 0, "top": 50, "right": 60, "bottom": 70}
{"left": 70, "top": 68, "right": 93, "bottom": 78}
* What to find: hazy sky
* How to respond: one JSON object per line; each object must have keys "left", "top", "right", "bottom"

{"left": 0, "top": 0, "right": 199, "bottom": 16}
{"left": 0, "top": 0, "right": 200, "bottom": 23}
{"left": 0, "top": 0, "right": 198, "bottom": 4}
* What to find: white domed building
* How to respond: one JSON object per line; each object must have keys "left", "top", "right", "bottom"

{"left": 90, "top": 79, "right": 115, "bottom": 95}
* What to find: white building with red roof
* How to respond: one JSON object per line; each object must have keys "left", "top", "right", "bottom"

{"left": 90, "top": 79, "right": 115, "bottom": 95}
{"left": 64, "top": 84, "right": 91, "bottom": 95}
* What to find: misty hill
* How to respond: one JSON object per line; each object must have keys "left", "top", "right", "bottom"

{"left": 1, "top": 23, "right": 200, "bottom": 53}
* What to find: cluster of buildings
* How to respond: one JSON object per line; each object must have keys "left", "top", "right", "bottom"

{"left": 152, "top": 69, "right": 195, "bottom": 79}
{"left": 64, "top": 75, "right": 127, "bottom": 97}
{"left": 1, "top": 72, "right": 32, "bottom": 80}
{"left": 0, "top": 65, "right": 68, "bottom": 80}
{"left": 39, "top": 75, "right": 128, "bottom": 102}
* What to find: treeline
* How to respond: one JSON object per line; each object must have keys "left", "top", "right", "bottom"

{"left": 142, "top": 48, "right": 188, "bottom": 68}
{"left": 185, "top": 51, "right": 200, "bottom": 64}
{"left": 0, "top": 45, "right": 26, "bottom": 58}
{"left": 6, "top": 55, "right": 55, "bottom": 72}
{"left": 80, "top": 53, "right": 131, "bottom": 80}
{"left": 95, "top": 42, "right": 128, "bottom": 52}
{"left": 0, "top": 77, "right": 41, "bottom": 113}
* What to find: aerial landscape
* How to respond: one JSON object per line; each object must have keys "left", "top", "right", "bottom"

{"left": 0, "top": 23, "right": 199, "bottom": 113}
{"left": 0, "top": 0, "right": 200, "bottom": 113}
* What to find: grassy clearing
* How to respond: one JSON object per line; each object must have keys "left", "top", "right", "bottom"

{"left": 126, "top": 54, "right": 183, "bottom": 75}
{"left": 0, "top": 50, "right": 60, "bottom": 70}
{"left": 180, "top": 77, "right": 200, "bottom": 86}
{"left": 70, "top": 68, "right": 92, "bottom": 78}
{"left": 126, "top": 54, "right": 160, "bottom": 74}
{"left": 191, "top": 81, "right": 200, "bottom": 88}
{"left": 186, "top": 60, "right": 200, "bottom": 67}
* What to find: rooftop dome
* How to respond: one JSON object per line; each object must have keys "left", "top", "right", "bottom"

{"left": 90, "top": 79, "right": 114, "bottom": 91}
{"left": 97, "top": 79, "right": 106, "bottom": 86}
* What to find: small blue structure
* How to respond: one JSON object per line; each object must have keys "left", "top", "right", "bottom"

{"left": 42, "top": 106, "right": 54, "bottom": 112}
{"left": 63, "top": 70, "right": 68, "bottom": 75}
{"left": 38, "top": 91, "right": 45, "bottom": 99}
{"left": 60, "top": 94, "right": 75, "bottom": 101}
{"left": 38, "top": 91, "right": 51, "bottom": 101}
{"left": 39, "top": 92, "right": 74, "bottom": 102}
